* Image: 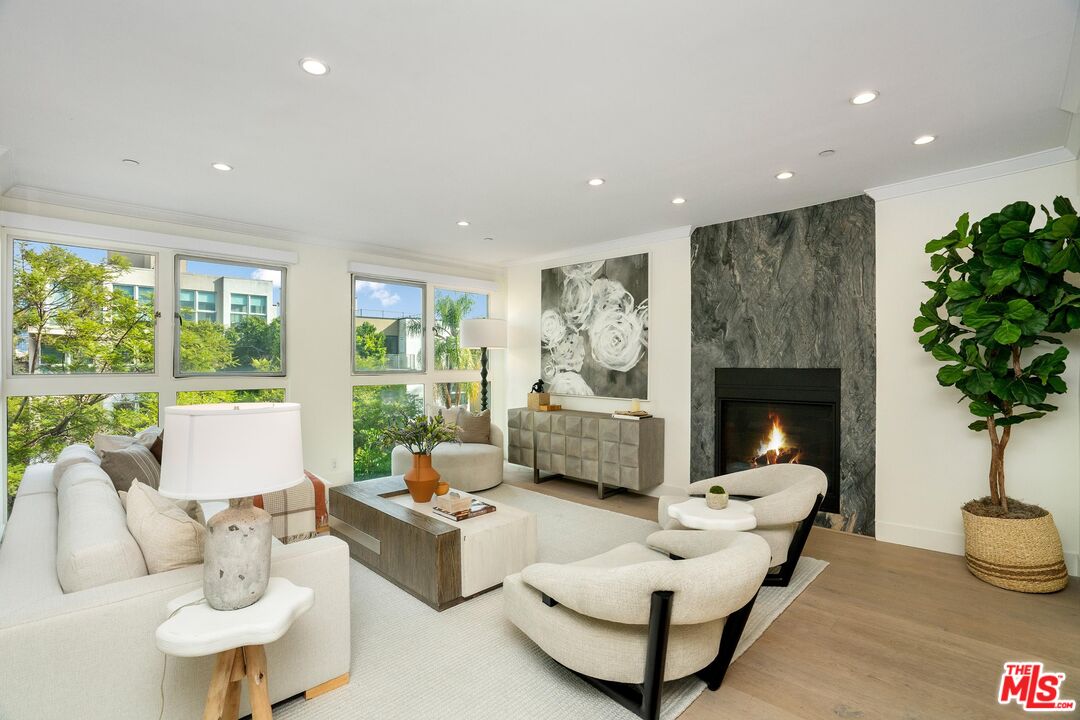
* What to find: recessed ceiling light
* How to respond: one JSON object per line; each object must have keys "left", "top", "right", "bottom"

{"left": 671, "top": 197, "right": 686, "bottom": 205}
{"left": 121, "top": 158, "right": 140, "bottom": 166}
{"left": 850, "top": 90, "right": 879, "bottom": 105}
{"left": 211, "top": 162, "right": 233, "bottom": 172}
{"left": 913, "top": 134, "right": 936, "bottom": 145}
{"left": 775, "top": 171, "right": 794, "bottom": 180}
{"left": 457, "top": 220, "right": 470, "bottom": 227}
{"left": 299, "top": 57, "right": 330, "bottom": 76}
{"left": 587, "top": 178, "right": 605, "bottom": 186}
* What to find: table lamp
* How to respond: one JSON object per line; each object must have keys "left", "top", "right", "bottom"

{"left": 158, "top": 402, "right": 304, "bottom": 611}
{"left": 460, "top": 318, "right": 507, "bottom": 412}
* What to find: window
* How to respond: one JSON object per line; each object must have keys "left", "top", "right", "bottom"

{"left": 6, "top": 392, "right": 159, "bottom": 498}
{"left": 113, "top": 284, "right": 155, "bottom": 305}
{"left": 434, "top": 289, "right": 488, "bottom": 370}
{"left": 176, "top": 388, "right": 286, "bottom": 405}
{"left": 229, "top": 293, "right": 269, "bottom": 325}
{"left": 352, "top": 384, "right": 424, "bottom": 480}
{"left": 353, "top": 276, "right": 424, "bottom": 373}
{"left": 175, "top": 256, "right": 285, "bottom": 376}
{"left": 434, "top": 382, "right": 482, "bottom": 412}
{"left": 179, "top": 289, "right": 217, "bottom": 323}
{"left": 11, "top": 238, "right": 156, "bottom": 375}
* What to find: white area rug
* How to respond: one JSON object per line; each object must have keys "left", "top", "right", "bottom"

{"left": 274, "top": 485, "right": 827, "bottom": 720}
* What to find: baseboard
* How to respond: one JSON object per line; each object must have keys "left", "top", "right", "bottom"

{"left": 876, "top": 520, "right": 1079, "bottom": 577}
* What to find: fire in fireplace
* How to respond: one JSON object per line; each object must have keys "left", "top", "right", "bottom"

{"left": 715, "top": 368, "right": 840, "bottom": 514}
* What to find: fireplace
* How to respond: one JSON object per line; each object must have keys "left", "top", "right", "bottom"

{"left": 715, "top": 368, "right": 840, "bottom": 514}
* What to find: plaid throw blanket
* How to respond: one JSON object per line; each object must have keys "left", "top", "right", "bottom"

{"left": 253, "top": 470, "right": 329, "bottom": 544}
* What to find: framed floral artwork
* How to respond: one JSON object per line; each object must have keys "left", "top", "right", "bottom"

{"left": 539, "top": 253, "right": 649, "bottom": 399}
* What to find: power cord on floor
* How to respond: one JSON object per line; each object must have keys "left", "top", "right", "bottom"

{"left": 158, "top": 596, "right": 208, "bottom": 720}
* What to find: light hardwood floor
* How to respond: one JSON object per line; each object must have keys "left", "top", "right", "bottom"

{"left": 504, "top": 466, "right": 1080, "bottom": 720}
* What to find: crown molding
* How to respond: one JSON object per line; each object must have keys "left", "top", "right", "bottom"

{"left": 508, "top": 225, "right": 692, "bottom": 268}
{"left": 865, "top": 146, "right": 1077, "bottom": 201}
{"left": 2, "top": 184, "right": 504, "bottom": 277}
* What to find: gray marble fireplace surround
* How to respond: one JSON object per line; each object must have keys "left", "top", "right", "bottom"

{"left": 690, "top": 194, "right": 876, "bottom": 535}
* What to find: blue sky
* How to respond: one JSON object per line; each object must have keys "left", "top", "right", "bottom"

{"left": 353, "top": 281, "right": 488, "bottom": 320}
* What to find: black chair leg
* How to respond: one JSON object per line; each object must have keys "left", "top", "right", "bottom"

{"left": 762, "top": 493, "right": 824, "bottom": 588}
{"left": 695, "top": 590, "right": 758, "bottom": 690}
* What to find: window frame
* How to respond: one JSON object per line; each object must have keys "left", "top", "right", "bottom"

{"left": 351, "top": 273, "right": 427, "bottom": 376}
{"left": 5, "top": 230, "right": 161, "bottom": 379}
{"left": 173, "top": 254, "right": 287, "bottom": 378}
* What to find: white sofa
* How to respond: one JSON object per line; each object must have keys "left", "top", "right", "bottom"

{"left": 0, "top": 462, "right": 352, "bottom": 720}
{"left": 390, "top": 424, "right": 504, "bottom": 493}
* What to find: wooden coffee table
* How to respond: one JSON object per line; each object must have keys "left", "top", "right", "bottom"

{"left": 329, "top": 476, "right": 537, "bottom": 611}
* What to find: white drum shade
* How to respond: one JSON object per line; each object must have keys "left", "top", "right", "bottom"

{"left": 460, "top": 318, "right": 507, "bottom": 349}
{"left": 158, "top": 402, "right": 304, "bottom": 501}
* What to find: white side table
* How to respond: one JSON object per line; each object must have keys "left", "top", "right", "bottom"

{"left": 156, "top": 577, "right": 314, "bottom": 720}
{"left": 667, "top": 498, "right": 757, "bottom": 531}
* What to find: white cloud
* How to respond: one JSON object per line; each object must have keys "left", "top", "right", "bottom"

{"left": 356, "top": 281, "right": 400, "bottom": 307}
{"left": 250, "top": 268, "right": 282, "bottom": 287}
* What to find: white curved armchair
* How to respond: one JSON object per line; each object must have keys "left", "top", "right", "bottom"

{"left": 503, "top": 530, "right": 770, "bottom": 720}
{"left": 658, "top": 464, "right": 827, "bottom": 587}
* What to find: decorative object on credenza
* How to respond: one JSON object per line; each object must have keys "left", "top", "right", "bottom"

{"left": 531, "top": 378, "right": 546, "bottom": 394}
{"left": 540, "top": 252, "right": 649, "bottom": 399}
{"left": 460, "top": 318, "right": 507, "bottom": 412}
{"left": 537, "top": 404, "right": 562, "bottom": 412}
{"left": 158, "top": 403, "right": 306, "bottom": 610}
{"left": 706, "top": 484, "right": 729, "bottom": 510}
{"left": 381, "top": 414, "right": 459, "bottom": 502}
{"left": 527, "top": 391, "right": 551, "bottom": 410}
{"left": 915, "top": 197, "right": 1080, "bottom": 593}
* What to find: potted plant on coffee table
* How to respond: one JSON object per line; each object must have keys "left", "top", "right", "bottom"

{"left": 915, "top": 197, "right": 1079, "bottom": 592}
{"left": 381, "top": 413, "right": 459, "bottom": 502}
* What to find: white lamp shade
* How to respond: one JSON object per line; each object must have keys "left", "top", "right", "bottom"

{"left": 158, "top": 403, "right": 304, "bottom": 501}
{"left": 460, "top": 318, "right": 507, "bottom": 349}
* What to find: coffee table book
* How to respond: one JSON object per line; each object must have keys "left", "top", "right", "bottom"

{"left": 432, "top": 500, "right": 496, "bottom": 522}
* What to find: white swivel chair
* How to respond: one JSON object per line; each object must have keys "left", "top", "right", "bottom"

{"left": 503, "top": 530, "right": 770, "bottom": 720}
{"left": 658, "top": 464, "right": 827, "bottom": 587}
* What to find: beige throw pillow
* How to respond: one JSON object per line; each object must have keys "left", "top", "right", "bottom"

{"left": 100, "top": 444, "right": 160, "bottom": 493}
{"left": 456, "top": 408, "right": 491, "bottom": 444}
{"left": 125, "top": 479, "right": 206, "bottom": 574}
{"left": 93, "top": 426, "right": 161, "bottom": 457}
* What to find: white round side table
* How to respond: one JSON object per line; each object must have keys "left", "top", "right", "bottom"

{"left": 156, "top": 576, "right": 314, "bottom": 720}
{"left": 666, "top": 498, "right": 757, "bottom": 531}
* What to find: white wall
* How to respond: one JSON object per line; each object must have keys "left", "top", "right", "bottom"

{"left": 875, "top": 160, "right": 1080, "bottom": 575}
{"left": 0, "top": 196, "right": 505, "bottom": 487}
{"left": 505, "top": 229, "right": 691, "bottom": 496}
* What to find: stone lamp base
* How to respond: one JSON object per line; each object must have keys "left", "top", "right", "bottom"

{"left": 203, "top": 496, "right": 272, "bottom": 610}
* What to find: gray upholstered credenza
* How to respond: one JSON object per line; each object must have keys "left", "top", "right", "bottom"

{"left": 507, "top": 408, "right": 664, "bottom": 498}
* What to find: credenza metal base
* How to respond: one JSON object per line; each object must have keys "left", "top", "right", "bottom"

{"left": 533, "top": 468, "right": 628, "bottom": 499}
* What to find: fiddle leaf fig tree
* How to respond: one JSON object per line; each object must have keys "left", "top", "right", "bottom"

{"left": 915, "top": 197, "right": 1080, "bottom": 513}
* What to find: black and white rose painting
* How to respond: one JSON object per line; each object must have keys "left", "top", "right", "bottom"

{"left": 539, "top": 253, "right": 648, "bottom": 399}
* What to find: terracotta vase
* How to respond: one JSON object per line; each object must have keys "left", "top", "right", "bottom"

{"left": 404, "top": 454, "right": 440, "bottom": 503}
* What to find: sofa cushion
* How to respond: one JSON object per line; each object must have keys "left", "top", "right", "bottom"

{"left": 125, "top": 480, "right": 205, "bottom": 574}
{"left": 51, "top": 444, "right": 100, "bottom": 487}
{"left": 440, "top": 406, "right": 490, "bottom": 443}
{"left": 56, "top": 462, "right": 114, "bottom": 495}
{"left": 16, "top": 462, "right": 57, "bottom": 499}
{"left": 56, "top": 476, "right": 147, "bottom": 593}
{"left": 100, "top": 444, "right": 160, "bottom": 493}
{"left": 0, "top": 492, "right": 62, "bottom": 611}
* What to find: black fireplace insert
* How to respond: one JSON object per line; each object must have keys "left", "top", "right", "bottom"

{"left": 714, "top": 368, "right": 840, "bottom": 514}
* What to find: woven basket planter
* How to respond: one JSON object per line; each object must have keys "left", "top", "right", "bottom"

{"left": 962, "top": 510, "right": 1068, "bottom": 593}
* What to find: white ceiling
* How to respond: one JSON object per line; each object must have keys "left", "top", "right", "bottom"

{"left": 1, "top": 0, "right": 1078, "bottom": 266}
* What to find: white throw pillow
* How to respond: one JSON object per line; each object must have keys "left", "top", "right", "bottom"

{"left": 52, "top": 444, "right": 100, "bottom": 487}
{"left": 93, "top": 426, "right": 161, "bottom": 456}
{"left": 125, "top": 479, "right": 206, "bottom": 574}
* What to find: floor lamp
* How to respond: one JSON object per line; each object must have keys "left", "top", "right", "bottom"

{"left": 460, "top": 318, "right": 507, "bottom": 412}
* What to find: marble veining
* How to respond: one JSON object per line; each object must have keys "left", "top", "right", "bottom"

{"left": 690, "top": 194, "right": 876, "bottom": 535}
